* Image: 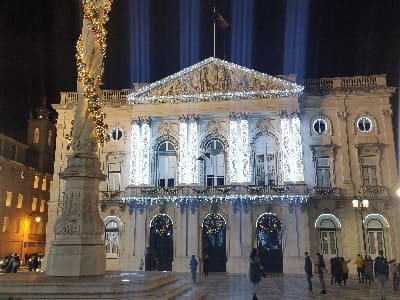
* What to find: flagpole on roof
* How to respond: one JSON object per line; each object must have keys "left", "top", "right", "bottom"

{"left": 213, "top": 5, "right": 216, "bottom": 58}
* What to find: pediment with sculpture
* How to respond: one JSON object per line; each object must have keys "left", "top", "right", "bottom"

{"left": 129, "top": 57, "right": 303, "bottom": 104}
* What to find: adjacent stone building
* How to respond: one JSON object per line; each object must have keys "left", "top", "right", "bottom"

{"left": 47, "top": 58, "right": 399, "bottom": 274}
{"left": 0, "top": 103, "right": 55, "bottom": 260}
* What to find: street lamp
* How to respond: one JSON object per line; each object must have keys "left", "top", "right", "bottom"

{"left": 352, "top": 198, "right": 369, "bottom": 255}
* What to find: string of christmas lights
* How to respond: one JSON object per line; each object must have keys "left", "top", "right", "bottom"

{"left": 75, "top": 0, "right": 113, "bottom": 146}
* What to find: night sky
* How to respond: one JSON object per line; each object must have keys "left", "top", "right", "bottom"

{"left": 0, "top": 0, "right": 399, "bottom": 147}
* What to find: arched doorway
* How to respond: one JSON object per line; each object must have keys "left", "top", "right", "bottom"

{"left": 149, "top": 214, "right": 173, "bottom": 271}
{"left": 202, "top": 213, "right": 226, "bottom": 272}
{"left": 256, "top": 213, "right": 282, "bottom": 273}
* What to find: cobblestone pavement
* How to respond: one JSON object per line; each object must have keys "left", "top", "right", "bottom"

{"left": 193, "top": 273, "right": 399, "bottom": 300}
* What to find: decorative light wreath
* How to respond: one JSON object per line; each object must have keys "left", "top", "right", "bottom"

{"left": 203, "top": 214, "right": 226, "bottom": 234}
{"left": 257, "top": 214, "right": 281, "bottom": 233}
{"left": 151, "top": 214, "right": 172, "bottom": 235}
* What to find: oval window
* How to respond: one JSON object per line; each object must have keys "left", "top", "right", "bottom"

{"left": 312, "top": 119, "right": 327, "bottom": 134}
{"left": 356, "top": 117, "right": 372, "bottom": 133}
{"left": 109, "top": 128, "right": 123, "bottom": 141}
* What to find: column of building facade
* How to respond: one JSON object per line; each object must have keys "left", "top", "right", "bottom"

{"left": 134, "top": 207, "right": 147, "bottom": 268}
{"left": 187, "top": 204, "right": 199, "bottom": 262}
{"left": 227, "top": 202, "right": 252, "bottom": 273}
{"left": 173, "top": 205, "right": 189, "bottom": 271}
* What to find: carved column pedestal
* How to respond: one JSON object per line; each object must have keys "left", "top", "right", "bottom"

{"left": 46, "top": 153, "right": 106, "bottom": 276}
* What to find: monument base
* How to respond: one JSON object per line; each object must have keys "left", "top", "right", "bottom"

{"left": 46, "top": 241, "right": 105, "bottom": 276}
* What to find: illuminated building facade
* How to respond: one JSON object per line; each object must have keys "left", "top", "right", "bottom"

{"left": 48, "top": 58, "right": 399, "bottom": 274}
{"left": 0, "top": 103, "right": 55, "bottom": 260}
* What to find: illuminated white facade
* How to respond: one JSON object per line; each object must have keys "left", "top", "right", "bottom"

{"left": 47, "top": 58, "right": 400, "bottom": 275}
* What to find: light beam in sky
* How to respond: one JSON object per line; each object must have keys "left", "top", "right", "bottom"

{"left": 179, "top": 0, "right": 200, "bottom": 69}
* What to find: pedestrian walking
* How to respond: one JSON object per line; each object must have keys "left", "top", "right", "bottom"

{"left": 203, "top": 254, "right": 209, "bottom": 278}
{"left": 249, "top": 248, "right": 265, "bottom": 300}
{"left": 388, "top": 259, "right": 399, "bottom": 291}
{"left": 341, "top": 257, "right": 351, "bottom": 286}
{"left": 355, "top": 253, "right": 364, "bottom": 283}
{"left": 316, "top": 252, "right": 327, "bottom": 294}
{"left": 304, "top": 252, "right": 313, "bottom": 293}
{"left": 363, "top": 256, "right": 374, "bottom": 284}
{"left": 374, "top": 250, "right": 389, "bottom": 300}
{"left": 189, "top": 255, "right": 198, "bottom": 284}
{"left": 139, "top": 258, "right": 144, "bottom": 271}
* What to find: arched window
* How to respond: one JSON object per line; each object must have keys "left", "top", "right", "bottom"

{"left": 204, "top": 139, "right": 225, "bottom": 186}
{"left": 104, "top": 217, "right": 121, "bottom": 258}
{"left": 315, "top": 214, "right": 341, "bottom": 258}
{"left": 365, "top": 214, "right": 389, "bottom": 256}
{"left": 157, "top": 141, "right": 177, "bottom": 187}
{"left": 253, "top": 135, "right": 278, "bottom": 186}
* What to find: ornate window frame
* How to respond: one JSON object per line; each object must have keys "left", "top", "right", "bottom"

{"left": 310, "top": 114, "right": 332, "bottom": 136}
{"left": 310, "top": 144, "right": 337, "bottom": 187}
{"left": 353, "top": 112, "right": 378, "bottom": 134}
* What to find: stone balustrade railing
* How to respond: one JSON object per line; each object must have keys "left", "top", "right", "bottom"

{"left": 59, "top": 89, "right": 133, "bottom": 106}
{"left": 305, "top": 74, "right": 388, "bottom": 93}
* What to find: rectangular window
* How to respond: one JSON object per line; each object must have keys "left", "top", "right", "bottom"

{"left": 17, "top": 193, "right": 23, "bottom": 208}
{"left": 368, "top": 230, "right": 385, "bottom": 256}
{"left": 32, "top": 197, "right": 38, "bottom": 212}
{"left": 42, "top": 178, "right": 47, "bottom": 191}
{"left": 40, "top": 199, "right": 45, "bottom": 213}
{"left": 33, "top": 176, "right": 39, "bottom": 189}
{"left": 15, "top": 219, "right": 21, "bottom": 233}
{"left": 107, "top": 163, "right": 121, "bottom": 191}
{"left": 320, "top": 230, "right": 337, "bottom": 255}
{"left": 316, "top": 157, "right": 330, "bottom": 187}
{"left": 5, "top": 191, "right": 12, "bottom": 207}
{"left": 2, "top": 217, "right": 9, "bottom": 232}
{"left": 361, "top": 156, "right": 377, "bottom": 186}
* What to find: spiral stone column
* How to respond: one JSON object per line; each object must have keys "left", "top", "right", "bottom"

{"left": 46, "top": 0, "right": 112, "bottom": 276}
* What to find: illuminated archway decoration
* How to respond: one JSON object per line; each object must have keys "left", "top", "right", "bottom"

{"left": 314, "top": 214, "right": 341, "bottom": 229}
{"left": 256, "top": 213, "right": 281, "bottom": 233}
{"left": 150, "top": 214, "right": 173, "bottom": 235}
{"left": 364, "top": 214, "right": 389, "bottom": 228}
{"left": 202, "top": 213, "right": 226, "bottom": 234}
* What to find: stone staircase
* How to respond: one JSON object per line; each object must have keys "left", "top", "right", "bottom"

{"left": 0, "top": 271, "right": 206, "bottom": 299}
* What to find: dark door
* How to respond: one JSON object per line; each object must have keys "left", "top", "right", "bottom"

{"left": 256, "top": 213, "right": 282, "bottom": 273}
{"left": 202, "top": 213, "right": 226, "bottom": 272}
{"left": 150, "top": 214, "right": 173, "bottom": 271}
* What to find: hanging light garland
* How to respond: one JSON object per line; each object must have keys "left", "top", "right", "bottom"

{"left": 151, "top": 214, "right": 172, "bottom": 235}
{"left": 75, "top": 0, "right": 113, "bottom": 146}
{"left": 203, "top": 213, "right": 226, "bottom": 234}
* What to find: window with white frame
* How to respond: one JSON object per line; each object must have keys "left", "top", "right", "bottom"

{"left": 316, "top": 157, "right": 330, "bottom": 187}
{"left": 157, "top": 141, "right": 177, "bottom": 187}
{"left": 316, "top": 217, "right": 339, "bottom": 260}
{"left": 361, "top": 156, "right": 377, "bottom": 186}
{"left": 366, "top": 218, "right": 385, "bottom": 256}
{"left": 312, "top": 118, "right": 327, "bottom": 134}
{"left": 356, "top": 117, "right": 373, "bottom": 133}
{"left": 105, "top": 219, "right": 119, "bottom": 258}
{"left": 205, "top": 139, "right": 225, "bottom": 186}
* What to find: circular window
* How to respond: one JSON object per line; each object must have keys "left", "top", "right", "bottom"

{"left": 109, "top": 128, "right": 123, "bottom": 141}
{"left": 356, "top": 117, "right": 372, "bottom": 132}
{"left": 312, "top": 119, "right": 327, "bottom": 134}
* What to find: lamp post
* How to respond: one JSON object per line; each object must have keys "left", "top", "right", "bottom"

{"left": 352, "top": 198, "right": 369, "bottom": 255}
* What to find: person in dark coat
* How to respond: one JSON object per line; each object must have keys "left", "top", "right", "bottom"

{"left": 203, "top": 254, "right": 209, "bottom": 278}
{"left": 189, "top": 255, "right": 198, "bottom": 284}
{"left": 249, "top": 248, "right": 265, "bottom": 300}
{"left": 304, "top": 252, "right": 313, "bottom": 293}
{"left": 316, "top": 252, "right": 327, "bottom": 294}
{"left": 374, "top": 250, "right": 389, "bottom": 300}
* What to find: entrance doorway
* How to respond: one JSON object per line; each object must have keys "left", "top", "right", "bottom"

{"left": 256, "top": 213, "right": 282, "bottom": 273}
{"left": 149, "top": 214, "right": 173, "bottom": 271}
{"left": 202, "top": 213, "right": 226, "bottom": 272}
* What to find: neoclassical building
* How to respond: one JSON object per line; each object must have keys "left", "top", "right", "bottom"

{"left": 46, "top": 58, "right": 399, "bottom": 274}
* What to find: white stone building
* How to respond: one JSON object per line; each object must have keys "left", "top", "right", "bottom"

{"left": 46, "top": 58, "right": 399, "bottom": 275}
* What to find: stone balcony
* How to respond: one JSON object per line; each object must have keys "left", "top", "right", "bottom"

{"left": 99, "top": 184, "right": 308, "bottom": 213}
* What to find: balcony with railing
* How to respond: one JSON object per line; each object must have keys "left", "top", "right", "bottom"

{"left": 59, "top": 89, "right": 133, "bottom": 106}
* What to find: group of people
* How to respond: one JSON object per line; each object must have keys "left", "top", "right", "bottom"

{"left": 305, "top": 250, "right": 398, "bottom": 300}
{"left": 1, "top": 253, "right": 20, "bottom": 273}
